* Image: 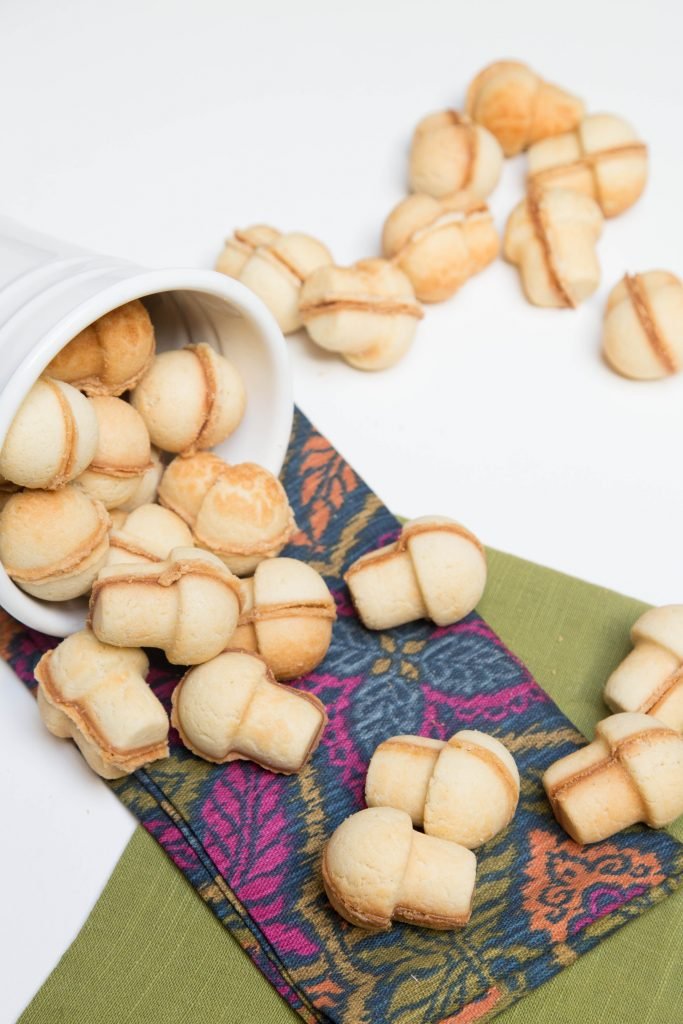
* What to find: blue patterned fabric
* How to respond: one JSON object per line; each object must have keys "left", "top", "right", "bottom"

{"left": 4, "top": 410, "right": 682, "bottom": 1024}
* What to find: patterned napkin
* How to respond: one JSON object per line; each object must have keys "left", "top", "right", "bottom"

{"left": 4, "top": 410, "right": 683, "bottom": 1024}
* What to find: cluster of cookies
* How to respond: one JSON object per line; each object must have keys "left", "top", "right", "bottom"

{"left": 32, "top": 513, "right": 487, "bottom": 781}
{"left": 217, "top": 226, "right": 423, "bottom": 372}
{"left": 543, "top": 603, "right": 683, "bottom": 844}
{"left": 36, "top": 635, "right": 331, "bottom": 779}
{"left": 0, "top": 301, "right": 340, "bottom": 776}
{"left": 324, "top": 730, "right": 519, "bottom": 931}
{"left": 0, "top": 299, "right": 297, "bottom": 601}
{"left": 216, "top": 59, "right": 683, "bottom": 382}
{"left": 33, "top": 542, "right": 338, "bottom": 776}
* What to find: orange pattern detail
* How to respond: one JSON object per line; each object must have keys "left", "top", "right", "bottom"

{"left": 298, "top": 434, "right": 358, "bottom": 542}
{"left": 440, "top": 986, "right": 502, "bottom": 1023}
{"left": 522, "top": 827, "right": 665, "bottom": 943}
{"left": 308, "top": 977, "right": 344, "bottom": 1009}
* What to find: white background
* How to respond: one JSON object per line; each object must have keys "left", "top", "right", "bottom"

{"left": 1, "top": 0, "right": 682, "bottom": 1018}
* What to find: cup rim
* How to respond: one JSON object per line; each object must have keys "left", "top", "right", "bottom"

{"left": 0, "top": 267, "right": 292, "bottom": 451}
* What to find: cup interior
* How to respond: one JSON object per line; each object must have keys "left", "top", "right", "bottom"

{"left": 0, "top": 272, "right": 292, "bottom": 637}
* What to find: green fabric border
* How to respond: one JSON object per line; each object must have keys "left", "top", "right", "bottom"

{"left": 19, "top": 549, "right": 683, "bottom": 1024}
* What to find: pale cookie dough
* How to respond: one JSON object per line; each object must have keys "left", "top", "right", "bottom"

{"left": 602, "top": 271, "right": 683, "bottom": 380}
{"left": 215, "top": 225, "right": 283, "bottom": 278}
{"left": 171, "top": 650, "right": 327, "bottom": 773}
{"left": 35, "top": 629, "right": 168, "bottom": 779}
{"left": 366, "top": 730, "right": 519, "bottom": 848}
{"left": 90, "top": 546, "right": 242, "bottom": 665}
{"left": 0, "top": 486, "right": 109, "bottom": 601}
{"left": 543, "top": 712, "right": 683, "bottom": 844}
{"left": 74, "top": 396, "right": 152, "bottom": 510}
{"left": 382, "top": 193, "right": 499, "bottom": 303}
{"left": 504, "top": 186, "right": 603, "bottom": 308}
{"left": 408, "top": 110, "right": 503, "bottom": 201}
{"left": 158, "top": 453, "right": 295, "bottom": 576}
{"left": 217, "top": 228, "right": 333, "bottom": 334}
{"left": 116, "top": 448, "right": 164, "bottom": 512}
{"left": 0, "top": 377, "right": 98, "bottom": 490}
{"left": 46, "top": 300, "right": 155, "bottom": 397}
{"left": 230, "top": 557, "right": 336, "bottom": 679}
{"left": 465, "top": 60, "right": 584, "bottom": 157}
{"left": 131, "top": 343, "right": 246, "bottom": 455}
{"left": 528, "top": 114, "right": 647, "bottom": 218}
{"left": 604, "top": 605, "right": 683, "bottom": 734}
{"left": 106, "top": 503, "right": 193, "bottom": 566}
{"left": 299, "top": 258, "right": 423, "bottom": 371}
{"left": 344, "top": 516, "right": 487, "bottom": 630}
{"left": 322, "top": 806, "right": 477, "bottom": 930}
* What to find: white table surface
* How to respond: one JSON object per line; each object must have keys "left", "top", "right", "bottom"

{"left": 1, "top": 0, "right": 682, "bottom": 1018}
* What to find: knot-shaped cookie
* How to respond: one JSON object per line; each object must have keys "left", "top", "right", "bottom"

{"left": 0, "top": 486, "right": 110, "bottom": 601}
{"left": 382, "top": 193, "right": 499, "bottom": 303}
{"left": 131, "top": 343, "right": 246, "bottom": 455}
{"left": 46, "top": 300, "right": 155, "bottom": 397}
{"left": 216, "top": 226, "right": 332, "bottom": 334}
{"left": 465, "top": 60, "right": 584, "bottom": 157}
{"left": 504, "top": 186, "right": 603, "bottom": 308}
{"left": 408, "top": 110, "right": 503, "bottom": 201}
{"left": 215, "top": 224, "right": 282, "bottom": 277}
{"left": 171, "top": 650, "right": 327, "bottom": 773}
{"left": 528, "top": 114, "right": 648, "bottom": 218}
{"left": 322, "top": 807, "right": 477, "bottom": 931}
{"left": 543, "top": 712, "right": 683, "bottom": 844}
{"left": 602, "top": 271, "right": 683, "bottom": 380}
{"left": 604, "top": 606, "right": 683, "bottom": 734}
{"left": 230, "top": 557, "right": 336, "bottom": 679}
{"left": 366, "top": 731, "right": 519, "bottom": 848}
{"left": 158, "top": 453, "right": 295, "bottom": 576}
{"left": 74, "top": 397, "right": 152, "bottom": 510}
{"left": 0, "top": 377, "right": 98, "bottom": 490}
{"left": 299, "top": 258, "right": 423, "bottom": 371}
{"left": 90, "top": 547, "right": 242, "bottom": 664}
{"left": 35, "top": 629, "right": 168, "bottom": 779}
{"left": 344, "top": 516, "right": 487, "bottom": 630}
{"left": 107, "top": 504, "right": 193, "bottom": 566}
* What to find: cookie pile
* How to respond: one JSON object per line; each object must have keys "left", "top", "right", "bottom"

{"left": 321, "top": 730, "right": 519, "bottom": 931}
{"left": 27, "top": 509, "right": 483, "bottom": 783}
{"left": 217, "top": 59, "right": 683, "bottom": 382}
{"left": 0, "top": 302, "right": 337, "bottom": 778}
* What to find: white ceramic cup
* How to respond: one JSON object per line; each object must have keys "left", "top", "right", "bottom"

{"left": 0, "top": 217, "right": 293, "bottom": 637}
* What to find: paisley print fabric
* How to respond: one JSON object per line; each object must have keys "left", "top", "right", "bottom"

{"left": 3, "top": 410, "right": 682, "bottom": 1024}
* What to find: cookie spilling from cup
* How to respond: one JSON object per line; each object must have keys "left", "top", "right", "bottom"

{"left": 0, "top": 301, "right": 338, "bottom": 773}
